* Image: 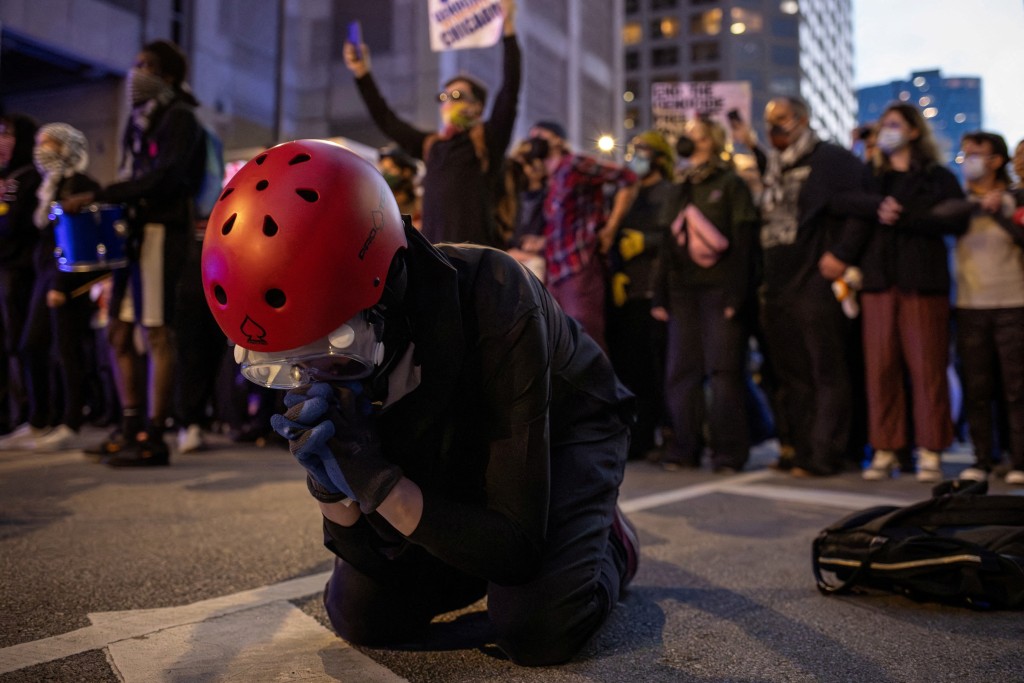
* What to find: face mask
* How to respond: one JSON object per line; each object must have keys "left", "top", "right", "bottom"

{"left": 961, "top": 155, "right": 988, "bottom": 182}
{"left": 627, "top": 155, "right": 651, "bottom": 178}
{"left": 382, "top": 172, "right": 404, "bottom": 190}
{"left": 675, "top": 136, "right": 695, "bottom": 159}
{"left": 33, "top": 147, "right": 66, "bottom": 176}
{"left": 127, "top": 68, "right": 172, "bottom": 106}
{"left": 441, "top": 101, "right": 479, "bottom": 132}
{"left": 876, "top": 128, "right": 907, "bottom": 155}
{"left": 768, "top": 119, "right": 801, "bottom": 150}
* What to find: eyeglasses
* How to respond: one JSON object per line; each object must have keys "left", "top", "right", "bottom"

{"left": 437, "top": 89, "right": 475, "bottom": 104}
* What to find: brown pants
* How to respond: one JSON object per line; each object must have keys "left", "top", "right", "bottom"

{"left": 861, "top": 289, "right": 953, "bottom": 451}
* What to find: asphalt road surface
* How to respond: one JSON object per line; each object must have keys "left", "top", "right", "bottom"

{"left": 1, "top": 428, "right": 1021, "bottom": 682}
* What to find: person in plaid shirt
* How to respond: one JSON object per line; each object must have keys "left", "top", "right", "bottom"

{"left": 516, "top": 121, "right": 637, "bottom": 352}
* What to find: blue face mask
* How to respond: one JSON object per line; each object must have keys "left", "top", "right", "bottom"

{"left": 627, "top": 155, "right": 651, "bottom": 178}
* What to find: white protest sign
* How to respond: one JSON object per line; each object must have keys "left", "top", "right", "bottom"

{"left": 428, "top": 0, "right": 504, "bottom": 52}
{"left": 651, "top": 81, "right": 752, "bottom": 139}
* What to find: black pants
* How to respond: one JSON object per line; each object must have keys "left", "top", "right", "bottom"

{"left": 665, "top": 287, "right": 749, "bottom": 469}
{"left": 607, "top": 297, "right": 667, "bottom": 457}
{"left": 761, "top": 288, "right": 853, "bottom": 475}
{"left": 956, "top": 306, "right": 1024, "bottom": 471}
{"left": 0, "top": 265, "right": 34, "bottom": 428}
{"left": 174, "top": 240, "right": 228, "bottom": 426}
{"left": 321, "top": 428, "right": 630, "bottom": 666}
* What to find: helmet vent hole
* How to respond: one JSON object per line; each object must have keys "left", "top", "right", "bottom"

{"left": 265, "top": 288, "right": 286, "bottom": 308}
{"left": 373, "top": 277, "right": 382, "bottom": 287}
{"left": 213, "top": 285, "right": 227, "bottom": 305}
{"left": 255, "top": 154, "right": 268, "bottom": 165}
{"left": 296, "top": 189, "right": 319, "bottom": 203}
{"left": 221, "top": 213, "right": 237, "bottom": 235}
{"left": 263, "top": 215, "right": 278, "bottom": 237}
{"left": 288, "top": 153, "right": 311, "bottom": 165}
{"left": 219, "top": 187, "right": 234, "bottom": 201}
{"left": 256, "top": 179, "right": 269, "bottom": 191}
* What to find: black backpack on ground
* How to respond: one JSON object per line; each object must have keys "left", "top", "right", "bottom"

{"left": 812, "top": 480, "right": 1024, "bottom": 609}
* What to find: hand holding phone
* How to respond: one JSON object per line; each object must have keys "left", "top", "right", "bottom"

{"left": 348, "top": 20, "right": 363, "bottom": 59}
{"left": 727, "top": 109, "right": 742, "bottom": 124}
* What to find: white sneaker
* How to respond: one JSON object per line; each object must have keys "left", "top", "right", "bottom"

{"left": 915, "top": 448, "right": 943, "bottom": 483}
{"left": 32, "top": 424, "right": 79, "bottom": 452}
{"left": 957, "top": 466, "right": 989, "bottom": 482}
{"left": 0, "top": 423, "right": 52, "bottom": 450}
{"left": 1006, "top": 470, "right": 1024, "bottom": 486}
{"left": 862, "top": 449, "right": 897, "bottom": 480}
{"left": 178, "top": 424, "right": 205, "bottom": 454}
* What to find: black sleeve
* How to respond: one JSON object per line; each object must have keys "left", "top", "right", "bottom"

{"left": 483, "top": 36, "right": 522, "bottom": 171}
{"left": 355, "top": 73, "right": 430, "bottom": 160}
{"left": 512, "top": 188, "right": 546, "bottom": 244}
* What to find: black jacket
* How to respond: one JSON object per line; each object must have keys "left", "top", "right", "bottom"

{"left": 324, "top": 225, "right": 634, "bottom": 586}
{"left": 838, "top": 164, "right": 968, "bottom": 294}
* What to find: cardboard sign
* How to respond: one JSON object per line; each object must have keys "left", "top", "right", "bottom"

{"left": 651, "top": 81, "right": 752, "bottom": 138}
{"left": 428, "top": 0, "right": 504, "bottom": 52}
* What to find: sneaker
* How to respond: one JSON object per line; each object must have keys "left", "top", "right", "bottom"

{"left": 83, "top": 430, "right": 128, "bottom": 458}
{"left": 958, "top": 466, "right": 989, "bottom": 482}
{"left": 1006, "top": 470, "right": 1024, "bottom": 486}
{"left": 862, "top": 449, "right": 897, "bottom": 481}
{"left": 0, "top": 423, "right": 52, "bottom": 450}
{"left": 106, "top": 435, "right": 170, "bottom": 467}
{"left": 32, "top": 425, "right": 79, "bottom": 452}
{"left": 177, "top": 424, "right": 205, "bottom": 454}
{"left": 609, "top": 505, "right": 640, "bottom": 593}
{"left": 915, "top": 448, "right": 943, "bottom": 483}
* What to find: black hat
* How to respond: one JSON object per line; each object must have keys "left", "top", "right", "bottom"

{"left": 532, "top": 120, "right": 567, "bottom": 140}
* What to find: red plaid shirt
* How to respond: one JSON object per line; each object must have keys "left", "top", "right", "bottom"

{"left": 542, "top": 154, "right": 637, "bottom": 285}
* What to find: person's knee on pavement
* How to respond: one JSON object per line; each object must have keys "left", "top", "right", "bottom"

{"left": 491, "top": 599, "right": 595, "bottom": 666}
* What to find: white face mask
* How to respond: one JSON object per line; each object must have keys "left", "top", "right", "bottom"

{"left": 961, "top": 154, "right": 988, "bottom": 182}
{"left": 127, "top": 68, "right": 173, "bottom": 106}
{"left": 876, "top": 128, "right": 908, "bottom": 155}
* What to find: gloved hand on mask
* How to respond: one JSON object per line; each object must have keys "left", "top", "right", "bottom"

{"left": 270, "top": 381, "right": 403, "bottom": 514}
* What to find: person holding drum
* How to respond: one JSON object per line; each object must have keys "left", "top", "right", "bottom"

{"left": 18, "top": 124, "right": 103, "bottom": 452}
{"left": 62, "top": 40, "right": 207, "bottom": 467}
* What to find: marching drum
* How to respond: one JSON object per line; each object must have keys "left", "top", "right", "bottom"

{"left": 51, "top": 203, "right": 129, "bottom": 272}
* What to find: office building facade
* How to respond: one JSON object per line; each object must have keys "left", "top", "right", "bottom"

{"left": 622, "top": 0, "right": 855, "bottom": 144}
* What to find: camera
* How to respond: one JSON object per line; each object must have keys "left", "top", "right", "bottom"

{"left": 520, "top": 136, "right": 550, "bottom": 163}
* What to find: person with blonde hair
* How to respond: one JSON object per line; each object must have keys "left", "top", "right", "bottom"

{"left": 652, "top": 116, "right": 759, "bottom": 472}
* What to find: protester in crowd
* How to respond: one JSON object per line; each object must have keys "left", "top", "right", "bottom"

{"left": 607, "top": 130, "right": 674, "bottom": 460}
{"left": 515, "top": 121, "right": 638, "bottom": 352}
{"left": 377, "top": 145, "right": 421, "bottom": 230}
{"left": 852, "top": 122, "right": 878, "bottom": 163}
{"left": 63, "top": 40, "right": 206, "bottom": 467}
{"left": 200, "top": 140, "right": 639, "bottom": 666}
{"left": 342, "top": 0, "right": 519, "bottom": 247}
{"left": 652, "top": 117, "right": 759, "bottom": 472}
{"left": 7, "top": 124, "right": 101, "bottom": 452}
{"left": 952, "top": 131, "right": 1024, "bottom": 485}
{"left": 757, "top": 96, "right": 868, "bottom": 477}
{"left": 834, "top": 103, "right": 969, "bottom": 483}
{"left": 0, "top": 114, "right": 40, "bottom": 443}
{"left": 1013, "top": 138, "right": 1024, "bottom": 190}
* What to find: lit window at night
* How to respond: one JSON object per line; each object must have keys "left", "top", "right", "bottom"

{"left": 780, "top": 0, "right": 799, "bottom": 14}
{"left": 690, "top": 9, "right": 722, "bottom": 35}
{"left": 624, "top": 22, "right": 642, "bottom": 46}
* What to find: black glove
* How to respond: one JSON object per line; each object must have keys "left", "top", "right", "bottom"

{"left": 323, "top": 382, "right": 403, "bottom": 515}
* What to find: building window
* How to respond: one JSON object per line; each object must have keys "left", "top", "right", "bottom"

{"left": 624, "top": 22, "right": 643, "bottom": 46}
{"left": 691, "top": 41, "right": 720, "bottom": 63}
{"left": 771, "top": 45, "right": 798, "bottom": 66}
{"left": 690, "top": 9, "right": 722, "bottom": 35}
{"left": 652, "top": 0, "right": 679, "bottom": 8}
{"left": 625, "top": 0, "right": 640, "bottom": 13}
{"left": 691, "top": 69, "right": 720, "bottom": 82}
{"left": 624, "top": 107, "right": 640, "bottom": 131}
{"left": 626, "top": 51, "right": 641, "bottom": 71}
{"left": 729, "top": 7, "right": 763, "bottom": 34}
{"left": 652, "top": 46, "right": 680, "bottom": 67}
{"left": 651, "top": 17, "right": 681, "bottom": 39}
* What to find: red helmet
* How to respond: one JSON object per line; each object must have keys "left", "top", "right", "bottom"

{"left": 201, "top": 140, "right": 407, "bottom": 352}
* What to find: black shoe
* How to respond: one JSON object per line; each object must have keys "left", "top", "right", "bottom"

{"left": 106, "top": 436, "right": 170, "bottom": 467}
{"left": 83, "top": 430, "right": 127, "bottom": 459}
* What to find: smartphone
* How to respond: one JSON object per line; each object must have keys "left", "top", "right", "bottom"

{"left": 727, "top": 109, "right": 742, "bottom": 123}
{"left": 348, "top": 20, "right": 362, "bottom": 58}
